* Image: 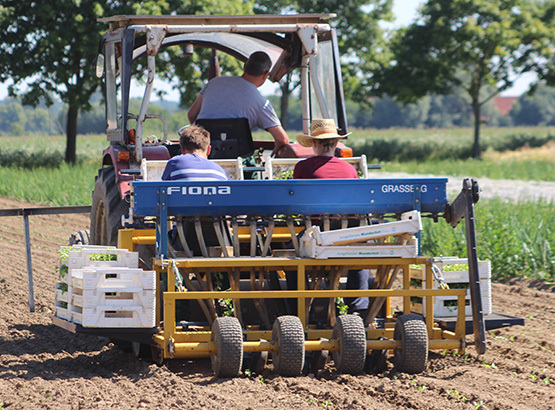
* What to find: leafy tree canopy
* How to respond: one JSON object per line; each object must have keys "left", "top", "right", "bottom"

{"left": 371, "top": 0, "right": 555, "bottom": 157}
{"left": 0, "top": 0, "right": 254, "bottom": 163}
{"left": 0, "top": 0, "right": 138, "bottom": 163}
{"left": 254, "top": 1, "right": 394, "bottom": 107}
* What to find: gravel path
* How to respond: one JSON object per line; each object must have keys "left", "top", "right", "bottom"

{"left": 376, "top": 172, "right": 555, "bottom": 202}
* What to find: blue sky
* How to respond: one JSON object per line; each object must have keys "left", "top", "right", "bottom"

{"left": 392, "top": 0, "right": 425, "bottom": 26}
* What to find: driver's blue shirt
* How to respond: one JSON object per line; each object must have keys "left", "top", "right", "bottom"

{"left": 161, "top": 153, "right": 227, "bottom": 181}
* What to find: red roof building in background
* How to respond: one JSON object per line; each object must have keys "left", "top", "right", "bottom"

{"left": 494, "top": 96, "right": 519, "bottom": 115}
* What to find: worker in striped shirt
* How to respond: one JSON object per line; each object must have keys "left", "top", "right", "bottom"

{"left": 162, "top": 125, "right": 227, "bottom": 181}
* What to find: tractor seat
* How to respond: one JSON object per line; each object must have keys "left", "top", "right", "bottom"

{"left": 196, "top": 118, "right": 254, "bottom": 159}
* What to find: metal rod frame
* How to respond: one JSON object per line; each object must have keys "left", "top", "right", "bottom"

{"left": 0, "top": 205, "right": 91, "bottom": 313}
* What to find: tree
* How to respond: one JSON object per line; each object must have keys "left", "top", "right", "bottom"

{"left": 0, "top": 0, "right": 253, "bottom": 163}
{"left": 0, "top": 0, "right": 137, "bottom": 164}
{"left": 372, "top": 0, "right": 555, "bottom": 158}
{"left": 511, "top": 85, "right": 555, "bottom": 126}
{"left": 254, "top": 0, "right": 393, "bottom": 127}
{"left": 163, "top": 0, "right": 256, "bottom": 108}
{"left": 0, "top": 101, "right": 25, "bottom": 134}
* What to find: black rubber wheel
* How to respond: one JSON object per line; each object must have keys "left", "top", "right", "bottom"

{"left": 272, "top": 315, "right": 305, "bottom": 377}
{"left": 90, "top": 166, "right": 129, "bottom": 246}
{"left": 211, "top": 317, "right": 243, "bottom": 378}
{"left": 68, "top": 230, "right": 90, "bottom": 246}
{"left": 393, "top": 314, "right": 428, "bottom": 374}
{"left": 332, "top": 315, "right": 367, "bottom": 375}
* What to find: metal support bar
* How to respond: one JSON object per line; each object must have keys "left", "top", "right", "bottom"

{"left": 23, "top": 212, "right": 35, "bottom": 313}
{"left": 445, "top": 178, "right": 486, "bottom": 354}
{"left": 158, "top": 188, "right": 168, "bottom": 257}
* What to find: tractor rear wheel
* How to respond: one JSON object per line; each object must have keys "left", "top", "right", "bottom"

{"left": 271, "top": 315, "right": 305, "bottom": 377}
{"left": 211, "top": 317, "right": 243, "bottom": 378}
{"left": 332, "top": 315, "right": 367, "bottom": 375}
{"left": 90, "top": 166, "right": 129, "bottom": 246}
{"left": 68, "top": 230, "right": 90, "bottom": 246}
{"left": 393, "top": 314, "right": 428, "bottom": 374}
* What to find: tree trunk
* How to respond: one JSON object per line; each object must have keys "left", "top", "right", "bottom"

{"left": 65, "top": 105, "right": 79, "bottom": 165}
{"left": 471, "top": 96, "right": 481, "bottom": 159}
{"left": 279, "top": 79, "right": 291, "bottom": 129}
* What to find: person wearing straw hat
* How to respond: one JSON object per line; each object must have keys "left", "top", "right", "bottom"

{"left": 293, "top": 119, "right": 358, "bottom": 179}
{"left": 292, "top": 119, "right": 369, "bottom": 315}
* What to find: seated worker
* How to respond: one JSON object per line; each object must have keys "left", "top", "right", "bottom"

{"left": 293, "top": 119, "right": 369, "bottom": 315}
{"left": 187, "top": 51, "right": 289, "bottom": 156}
{"left": 162, "top": 125, "right": 227, "bottom": 181}
{"left": 162, "top": 125, "right": 227, "bottom": 256}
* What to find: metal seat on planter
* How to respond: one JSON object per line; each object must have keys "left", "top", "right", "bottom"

{"left": 196, "top": 118, "right": 254, "bottom": 160}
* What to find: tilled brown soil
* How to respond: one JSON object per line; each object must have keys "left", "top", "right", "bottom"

{"left": 1, "top": 195, "right": 554, "bottom": 409}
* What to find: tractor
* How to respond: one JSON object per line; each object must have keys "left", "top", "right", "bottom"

{"left": 52, "top": 14, "right": 523, "bottom": 377}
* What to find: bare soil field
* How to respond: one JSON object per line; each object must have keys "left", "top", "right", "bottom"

{"left": 1, "top": 195, "right": 554, "bottom": 409}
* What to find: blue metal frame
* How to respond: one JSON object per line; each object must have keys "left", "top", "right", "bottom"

{"left": 131, "top": 178, "right": 448, "bottom": 257}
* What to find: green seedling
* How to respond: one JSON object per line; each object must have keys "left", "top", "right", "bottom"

{"left": 447, "top": 389, "right": 467, "bottom": 403}
{"left": 335, "top": 297, "right": 349, "bottom": 316}
{"left": 473, "top": 400, "right": 489, "bottom": 409}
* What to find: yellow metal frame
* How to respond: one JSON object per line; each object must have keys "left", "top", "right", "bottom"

{"left": 120, "top": 228, "right": 468, "bottom": 362}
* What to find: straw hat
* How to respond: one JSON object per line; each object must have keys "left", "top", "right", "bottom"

{"left": 296, "top": 119, "right": 351, "bottom": 148}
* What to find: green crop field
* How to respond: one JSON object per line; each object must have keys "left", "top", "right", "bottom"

{"left": 0, "top": 128, "right": 553, "bottom": 281}
{"left": 0, "top": 133, "right": 106, "bottom": 205}
{"left": 421, "top": 199, "right": 555, "bottom": 281}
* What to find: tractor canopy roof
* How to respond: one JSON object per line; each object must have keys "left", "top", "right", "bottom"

{"left": 99, "top": 14, "right": 336, "bottom": 83}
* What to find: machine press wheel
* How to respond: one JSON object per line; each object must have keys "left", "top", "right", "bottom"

{"left": 332, "top": 314, "right": 367, "bottom": 375}
{"left": 309, "top": 348, "right": 329, "bottom": 375}
{"left": 245, "top": 350, "right": 268, "bottom": 375}
{"left": 272, "top": 315, "right": 305, "bottom": 376}
{"left": 365, "top": 338, "right": 389, "bottom": 374}
{"left": 132, "top": 342, "right": 152, "bottom": 360}
{"left": 211, "top": 317, "right": 244, "bottom": 378}
{"left": 393, "top": 314, "right": 428, "bottom": 374}
{"left": 151, "top": 346, "right": 164, "bottom": 366}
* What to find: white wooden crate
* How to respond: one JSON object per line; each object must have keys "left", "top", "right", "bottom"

{"left": 72, "top": 289, "right": 155, "bottom": 309}
{"left": 306, "top": 210, "right": 421, "bottom": 246}
{"left": 67, "top": 248, "right": 138, "bottom": 269}
{"left": 411, "top": 259, "right": 492, "bottom": 316}
{"left": 72, "top": 306, "right": 155, "bottom": 328}
{"left": 300, "top": 238, "right": 418, "bottom": 259}
{"left": 434, "top": 258, "right": 491, "bottom": 279}
{"left": 141, "top": 158, "right": 245, "bottom": 181}
{"left": 55, "top": 282, "right": 69, "bottom": 303}
{"left": 72, "top": 267, "right": 156, "bottom": 291}
{"left": 265, "top": 155, "right": 369, "bottom": 179}
{"left": 54, "top": 300, "right": 71, "bottom": 320}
